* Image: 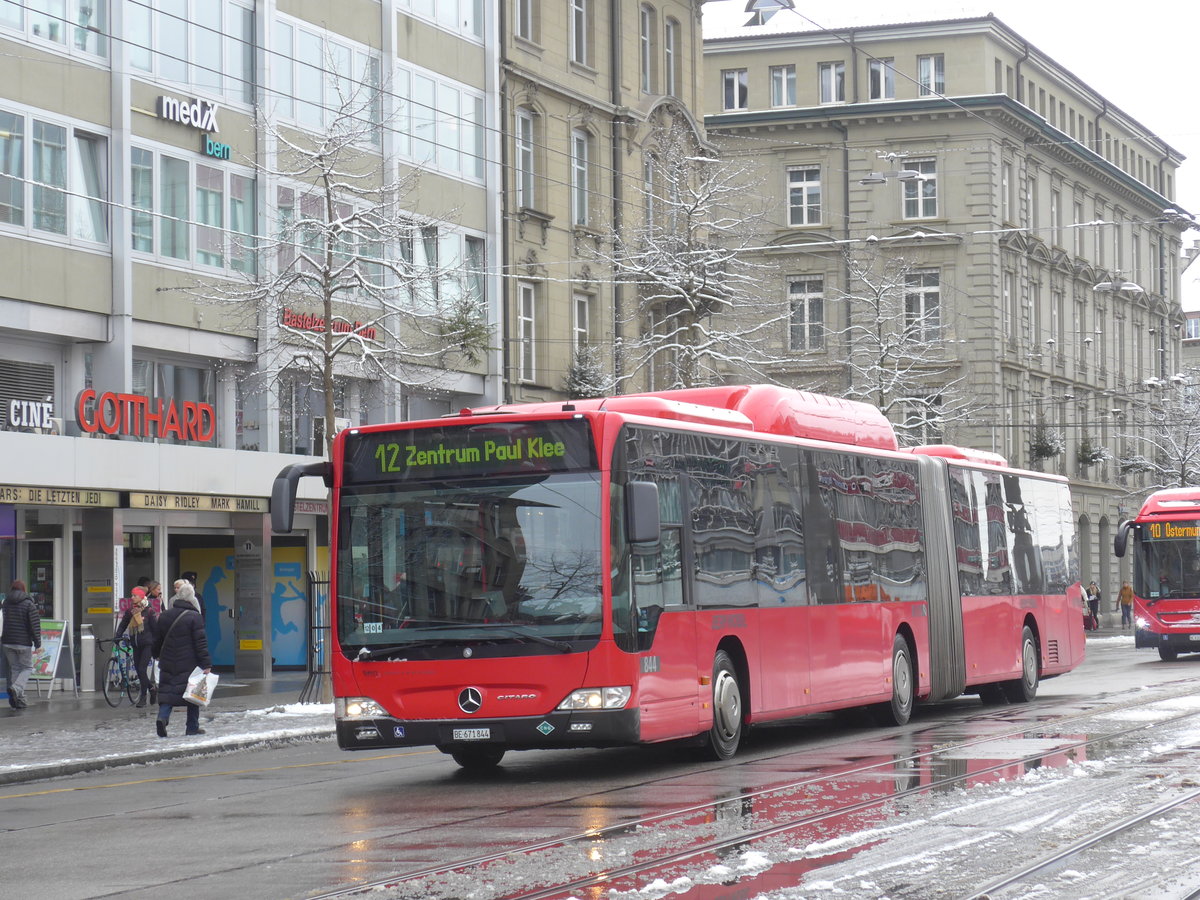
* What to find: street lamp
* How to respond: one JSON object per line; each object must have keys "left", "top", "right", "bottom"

{"left": 1092, "top": 275, "right": 1144, "bottom": 294}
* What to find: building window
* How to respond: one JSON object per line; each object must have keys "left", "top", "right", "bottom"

{"left": 130, "top": 147, "right": 154, "bottom": 252}
{"left": 819, "top": 62, "right": 845, "bottom": 104}
{"left": 131, "top": 357, "right": 217, "bottom": 446}
{"left": 770, "top": 64, "right": 796, "bottom": 107}
{"left": 664, "top": 18, "right": 679, "bottom": 96}
{"left": 787, "top": 167, "right": 821, "bottom": 226}
{"left": 570, "top": 0, "right": 591, "bottom": 66}
{"left": 128, "top": 1, "right": 252, "bottom": 104}
{"left": 573, "top": 292, "right": 592, "bottom": 349}
{"left": 1001, "top": 162, "right": 1013, "bottom": 222}
{"left": 902, "top": 160, "right": 937, "bottom": 219}
{"left": 643, "top": 152, "right": 657, "bottom": 223}
{"left": 0, "top": 360, "right": 57, "bottom": 434}
{"left": 397, "top": 0, "right": 483, "bottom": 39}
{"left": 392, "top": 63, "right": 484, "bottom": 181}
{"left": 516, "top": 0, "right": 535, "bottom": 40}
{"left": 722, "top": 69, "right": 748, "bottom": 111}
{"left": 789, "top": 278, "right": 824, "bottom": 351}
{"left": 518, "top": 281, "right": 536, "bottom": 382}
{"left": 639, "top": 5, "right": 656, "bottom": 93}
{"left": 274, "top": 17, "right": 381, "bottom": 143}
{"left": 1072, "top": 199, "right": 1084, "bottom": 257}
{"left": 571, "top": 129, "right": 591, "bottom": 226}
{"left": 1186, "top": 317, "right": 1200, "bottom": 341}
{"left": 1051, "top": 188, "right": 1062, "bottom": 247}
{"left": 868, "top": 58, "right": 894, "bottom": 100}
{"left": 0, "top": 110, "right": 108, "bottom": 244}
{"left": 133, "top": 148, "right": 255, "bottom": 272}
{"left": 918, "top": 54, "right": 945, "bottom": 96}
{"left": 3, "top": 0, "right": 108, "bottom": 58}
{"left": 515, "top": 108, "right": 535, "bottom": 209}
{"left": 1002, "top": 271, "right": 1016, "bottom": 337}
{"left": 905, "top": 270, "right": 940, "bottom": 341}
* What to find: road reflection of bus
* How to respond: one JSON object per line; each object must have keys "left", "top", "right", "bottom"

{"left": 272, "top": 385, "right": 1084, "bottom": 770}
{"left": 1116, "top": 488, "right": 1200, "bottom": 660}
{"left": 603, "top": 734, "right": 1087, "bottom": 899}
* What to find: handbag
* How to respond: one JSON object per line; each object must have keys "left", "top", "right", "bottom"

{"left": 184, "top": 666, "right": 219, "bottom": 706}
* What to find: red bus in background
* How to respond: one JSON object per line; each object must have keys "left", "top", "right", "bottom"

{"left": 1115, "top": 488, "right": 1200, "bottom": 660}
{"left": 272, "top": 385, "right": 1085, "bottom": 769}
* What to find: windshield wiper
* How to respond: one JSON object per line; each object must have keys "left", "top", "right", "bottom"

{"left": 467, "top": 623, "right": 574, "bottom": 653}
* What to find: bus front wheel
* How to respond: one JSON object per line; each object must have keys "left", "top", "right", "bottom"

{"left": 1001, "top": 626, "right": 1039, "bottom": 703}
{"left": 448, "top": 746, "right": 506, "bottom": 770}
{"left": 702, "top": 650, "right": 743, "bottom": 760}
{"left": 875, "top": 634, "right": 915, "bottom": 726}
{"left": 1159, "top": 646, "right": 1179, "bottom": 662}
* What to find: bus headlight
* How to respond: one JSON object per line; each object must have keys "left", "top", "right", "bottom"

{"left": 336, "top": 697, "right": 388, "bottom": 719}
{"left": 1135, "top": 617, "right": 1148, "bottom": 629}
{"left": 557, "top": 687, "right": 632, "bottom": 710}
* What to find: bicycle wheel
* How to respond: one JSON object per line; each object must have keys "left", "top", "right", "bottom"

{"left": 122, "top": 656, "right": 139, "bottom": 704}
{"left": 102, "top": 655, "right": 124, "bottom": 707}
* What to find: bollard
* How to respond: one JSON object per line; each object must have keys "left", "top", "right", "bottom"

{"left": 79, "top": 623, "right": 95, "bottom": 692}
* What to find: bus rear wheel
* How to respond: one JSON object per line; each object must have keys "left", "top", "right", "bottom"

{"left": 702, "top": 650, "right": 743, "bottom": 760}
{"left": 1001, "top": 626, "right": 1039, "bottom": 703}
{"left": 875, "top": 634, "right": 914, "bottom": 726}
{"left": 448, "top": 746, "right": 506, "bottom": 770}
{"left": 1159, "top": 646, "right": 1179, "bottom": 662}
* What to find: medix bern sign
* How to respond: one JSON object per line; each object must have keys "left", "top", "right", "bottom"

{"left": 156, "top": 95, "right": 219, "bottom": 133}
{"left": 75, "top": 389, "right": 216, "bottom": 442}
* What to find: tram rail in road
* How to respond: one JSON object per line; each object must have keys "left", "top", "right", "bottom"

{"left": 306, "top": 681, "right": 1200, "bottom": 900}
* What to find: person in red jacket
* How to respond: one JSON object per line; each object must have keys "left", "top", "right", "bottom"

{"left": 2, "top": 580, "right": 42, "bottom": 709}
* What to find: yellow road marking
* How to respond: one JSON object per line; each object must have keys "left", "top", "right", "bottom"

{"left": 0, "top": 750, "right": 435, "bottom": 800}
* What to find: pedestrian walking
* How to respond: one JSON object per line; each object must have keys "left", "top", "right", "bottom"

{"left": 114, "top": 586, "right": 158, "bottom": 707}
{"left": 2, "top": 580, "right": 42, "bottom": 709}
{"left": 146, "top": 579, "right": 165, "bottom": 615}
{"left": 151, "top": 579, "right": 212, "bottom": 737}
{"left": 1086, "top": 581, "right": 1102, "bottom": 623}
{"left": 1118, "top": 581, "right": 1134, "bottom": 629}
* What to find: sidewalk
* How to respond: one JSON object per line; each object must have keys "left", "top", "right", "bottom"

{"left": 0, "top": 673, "right": 335, "bottom": 786}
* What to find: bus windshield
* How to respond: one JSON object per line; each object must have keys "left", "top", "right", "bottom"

{"left": 1134, "top": 520, "right": 1200, "bottom": 600}
{"left": 336, "top": 472, "right": 603, "bottom": 658}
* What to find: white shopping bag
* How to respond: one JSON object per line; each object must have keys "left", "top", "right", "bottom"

{"left": 183, "top": 666, "right": 219, "bottom": 706}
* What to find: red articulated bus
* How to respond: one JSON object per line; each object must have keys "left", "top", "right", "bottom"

{"left": 272, "top": 385, "right": 1085, "bottom": 769}
{"left": 1115, "top": 488, "right": 1200, "bottom": 660}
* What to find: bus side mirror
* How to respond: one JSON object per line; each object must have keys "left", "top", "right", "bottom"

{"left": 270, "top": 461, "right": 332, "bottom": 533}
{"left": 1114, "top": 519, "right": 1132, "bottom": 558}
{"left": 625, "top": 481, "right": 660, "bottom": 544}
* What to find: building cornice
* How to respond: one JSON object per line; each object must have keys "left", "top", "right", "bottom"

{"left": 706, "top": 94, "right": 1189, "bottom": 218}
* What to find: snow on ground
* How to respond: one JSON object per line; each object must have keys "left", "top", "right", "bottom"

{"left": 0, "top": 703, "right": 334, "bottom": 775}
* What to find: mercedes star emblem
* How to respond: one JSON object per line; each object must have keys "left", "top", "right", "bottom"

{"left": 458, "top": 687, "right": 483, "bottom": 714}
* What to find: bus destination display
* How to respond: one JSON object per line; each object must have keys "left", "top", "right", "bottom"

{"left": 1143, "top": 520, "right": 1200, "bottom": 540}
{"left": 342, "top": 418, "right": 596, "bottom": 483}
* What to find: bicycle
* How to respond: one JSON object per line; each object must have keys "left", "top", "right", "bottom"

{"left": 98, "top": 637, "right": 141, "bottom": 708}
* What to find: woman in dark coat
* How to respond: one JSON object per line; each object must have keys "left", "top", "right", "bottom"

{"left": 114, "top": 586, "right": 158, "bottom": 707}
{"left": 151, "top": 580, "right": 211, "bottom": 737}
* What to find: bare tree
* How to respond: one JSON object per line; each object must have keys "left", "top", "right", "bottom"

{"left": 824, "top": 248, "right": 976, "bottom": 446}
{"left": 1117, "top": 375, "right": 1200, "bottom": 490}
{"left": 197, "top": 78, "right": 489, "bottom": 456}
{"left": 593, "top": 115, "right": 785, "bottom": 390}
